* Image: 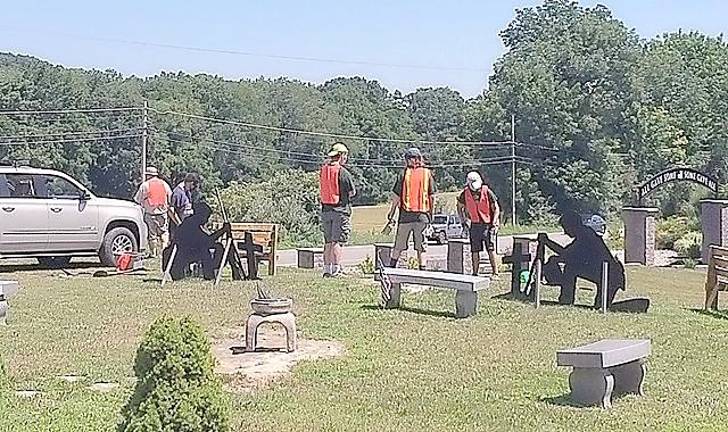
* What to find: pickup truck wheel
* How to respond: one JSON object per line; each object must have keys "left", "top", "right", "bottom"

{"left": 438, "top": 231, "right": 447, "bottom": 245}
{"left": 99, "top": 227, "right": 138, "bottom": 266}
{"left": 37, "top": 256, "right": 72, "bottom": 269}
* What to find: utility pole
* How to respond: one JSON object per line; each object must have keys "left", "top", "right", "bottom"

{"left": 511, "top": 114, "right": 517, "bottom": 226}
{"left": 141, "top": 100, "right": 148, "bottom": 181}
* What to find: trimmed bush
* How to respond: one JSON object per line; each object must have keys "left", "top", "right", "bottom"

{"left": 119, "top": 316, "right": 229, "bottom": 432}
{"left": 674, "top": 231, "right": 702, "bottom": 259}
{"left": 656, "top": 216, "right": 691, "bottom": 250}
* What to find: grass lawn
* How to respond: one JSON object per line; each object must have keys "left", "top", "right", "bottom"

{"left": 1, "top": 263, "right": 728, "bottom": 431}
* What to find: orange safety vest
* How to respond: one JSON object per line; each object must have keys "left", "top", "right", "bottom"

{"left": 320, "top": 163, "right": 342, "bottom": 205}
{"left": 401, "top": 167, "right": 431, "bottom": 213}
{"left": 147, "top": 178, "right": 168, "bottom": 207}
{"left": 464, "top": 186, "right": 492, "bottom": 224}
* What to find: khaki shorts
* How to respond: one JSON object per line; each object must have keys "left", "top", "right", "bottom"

{"left": 321, "top": 211, "right": 351, "bottom": 244}
{"left": 144, "top": 213, "right": 169, "bottom": 239}
{"left": 393, "top": 221, "right": 428, "bottom": 255}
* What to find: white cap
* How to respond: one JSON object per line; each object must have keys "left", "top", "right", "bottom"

{"left": 466, "top": 171, "right": 483, "bottom": 191}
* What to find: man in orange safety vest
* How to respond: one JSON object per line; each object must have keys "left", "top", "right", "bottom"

{"left": 385, "top": 148, "right": 436, "bottom": 270}
{"left": 456, "top": 171, "right": 500, "bottom": 277}
{"left": 319, "top": 143, "right": 356, "bottom": 277}
{"left": 134, "top": 166, "right": 172, "bottom": 258}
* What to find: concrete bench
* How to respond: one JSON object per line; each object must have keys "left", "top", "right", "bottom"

{"left": 297, "top": 248, "right": 324, "bottom": 269}
{"left": 378, "top": 268, "right": 489, "bottom": 318}
{"left": 557, "top": 339, "right": 650, "bottom": 408}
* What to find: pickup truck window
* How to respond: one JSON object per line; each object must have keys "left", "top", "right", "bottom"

{"left": 433, "top": 216, "right": 448, "bottom": 225}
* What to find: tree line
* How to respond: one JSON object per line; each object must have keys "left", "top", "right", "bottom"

{"left": 1, "top": 0, "right": 727, "bottom": 225}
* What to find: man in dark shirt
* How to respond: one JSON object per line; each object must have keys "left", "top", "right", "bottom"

{"left": 161, "top": 201, "right": 241, "bottom": 281}
{"left": 538, "top": 211, "right": 625, "bottom": 308}
{"left": 385, "top": 148, "right": 436, "bottom": 270}
{"left": 170, "top": 173, "right": 200, "bottom": 229}
{"left": 320, "top": 143, "right": 356, "bottom": 277}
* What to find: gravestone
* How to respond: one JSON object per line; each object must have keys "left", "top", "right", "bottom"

{"left": 447, "top": 239, "right": 491, "bottom": 275}
{"left": 0, "top": 281, "right": 19, "bottom": 325}
{"left": 700, "top": 200, "right": 728, "bottom": 264}
{"left": 502, "top": 242, "right": 531, "bottom": 296}
{"left": 622, "top": 207, "right": 659, "bottom": 265}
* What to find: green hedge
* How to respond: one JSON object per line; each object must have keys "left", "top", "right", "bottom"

{"left": 119, "top": 316, "right": 229, "bottom": 432}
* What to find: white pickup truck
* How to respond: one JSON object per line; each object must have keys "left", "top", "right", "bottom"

{"left": 0, "top": 165, "right": 147, "bottom": 268}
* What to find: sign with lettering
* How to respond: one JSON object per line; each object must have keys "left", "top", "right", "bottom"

{"left": 638, "top": 167, "right": 718, "bottom": 201}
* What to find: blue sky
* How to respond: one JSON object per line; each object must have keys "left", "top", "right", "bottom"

{"left": 1, "top": 0, "right": 726, "bottom": 98}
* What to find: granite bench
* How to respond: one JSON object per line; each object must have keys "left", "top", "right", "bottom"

{"left": 297, "top": 248, "right": 324, "bottom": 269}
{"left": 557, "top": 339, "right": 651, "bottom": 408}
{"left": 378, "top": 268, "right": 489, "bottom": 318}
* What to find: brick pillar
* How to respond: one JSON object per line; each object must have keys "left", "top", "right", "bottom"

{"left": 700, "top": 200, "right": 728, "bottom": 264}
{"left": 622, "top": 207, "right": 659, "bottom": 265}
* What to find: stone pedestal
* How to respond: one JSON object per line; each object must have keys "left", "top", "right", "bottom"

{"left": 622, "top": 207, "right": 659, "bottom": 265}
{"left": 447, "top": 239, "right": 491, "bottom": 275}
{"left": 701, "top": 200, "right": 728, "bottom": 264}
{"left": 245, "top": 312, "right": 297, "bottom": 353}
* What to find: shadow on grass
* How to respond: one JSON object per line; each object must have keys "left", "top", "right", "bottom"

{"left": 490, "top": 292, "right": 596, "bottom": 311}
{"left": 687, "top": 307, "right": 728, "bottom": 321}
{"left": 360, "top": 304, "right": 456, "bottom": 318}
{"left": 0, "top": 261, "right": 106, "bottom": 274}
{"left": 541, "top": 394, "right": 587, "bottom": 408}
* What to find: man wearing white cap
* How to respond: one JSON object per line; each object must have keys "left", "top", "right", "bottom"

{"left": 134, "top": 166, "right": 172, "bottom": 258}
{"left": 457, "top": 171, "right": 500, "bottom": 277}
{"left": 320, "top": 143, "right": 356, "bottom": 277}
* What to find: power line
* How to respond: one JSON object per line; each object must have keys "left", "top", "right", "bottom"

{"left": 150, "top": 108, "right": 513, "bottom": 146}
{"left": 0, "top": 133, "right": 142, "bottom": 147}
{"left": 0, "top": 27, "right": 488, "bottom": 73}
{"left": 0, "top": 107, "right": 141, "bottom": 115}
{"left": 152, "top": 133, "right": 521, "bottom": 167}
{"left": 0, "top": 128, "right": 142, "bottom": 142}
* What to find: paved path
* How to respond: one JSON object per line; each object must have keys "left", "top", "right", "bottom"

{"left": 276, "top": 232, "right": 570, "bottom": 268}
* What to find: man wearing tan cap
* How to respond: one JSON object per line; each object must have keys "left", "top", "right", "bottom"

{"left": 134, "top": 166, "right": 172, "bottom": 258}
{"left": 320, "top": 143, "right": 356, "bottom": 277}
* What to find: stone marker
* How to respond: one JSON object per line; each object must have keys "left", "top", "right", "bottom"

{"left": 446, "top": 239, "right": 492, "bottom": 275}
{"left": 700, "top": 199, "right": 728, "bottom": 264}
{"left": 0, "top": 281, "right": 19, "bottom": 325}
{"left": 297, "top": 248, "right": 324, "bottom": 269}
{"left": 557, "top": 339, "right": 650, "bottom": 408}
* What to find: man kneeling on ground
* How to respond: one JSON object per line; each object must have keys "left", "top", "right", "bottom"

{"left": 538, "top": 211, "right": 625, "bottom": 309}
{"left": 162, "top": 202, "right": 242, "bottom": 281}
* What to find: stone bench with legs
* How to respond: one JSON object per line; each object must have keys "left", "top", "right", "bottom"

{"left": 556, "top": 339, "right": 651, "bottom": 408}
{"left": 378, "top": 268, "right": 489, "bottom": 318}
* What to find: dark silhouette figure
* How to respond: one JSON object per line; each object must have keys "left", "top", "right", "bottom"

{"left": 538, "top": 211, "right": 625, "bottom": 309}
{"left": 161, "top": 202, "right": 243, "bottom": 281}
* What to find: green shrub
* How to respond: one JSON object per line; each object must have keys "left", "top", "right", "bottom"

{"left": 656, "top": 216, "right": 690, "bottom": 250}
{"left": 119, "top": 316, "right": 229, "bottom": 432}
{"left": 220, "top": 170, "right": 320, "bottom": 247}
{"left": 358, "top": 255, "right": 374, "bottom": 275}
{"left": 674, "top": 231, "right": 702, "bottom": 259}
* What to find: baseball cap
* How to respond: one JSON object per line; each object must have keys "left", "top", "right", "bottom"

{"left": 328, "top": 143, "right": 349, "bottom": 157}
{"left": 466, "top": 171, "right": 483, "bottom": 191}
{"left": 145, "top": 166, "right": 159, "bottom": 176}
{"left": 404, "top": 147, "right": 422, "bottom": 159}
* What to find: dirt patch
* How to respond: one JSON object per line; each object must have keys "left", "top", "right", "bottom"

{"left": 212, "top": 325, "right": 345, "bottom": 393}
{"left": 15, "top": 390, "right": 40, "bottom": 398}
